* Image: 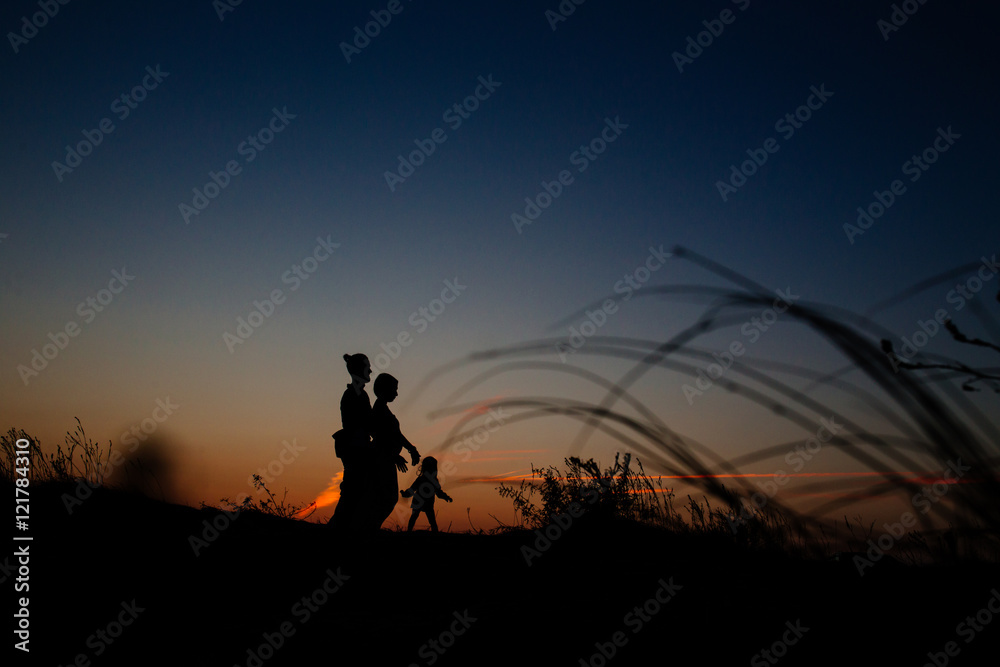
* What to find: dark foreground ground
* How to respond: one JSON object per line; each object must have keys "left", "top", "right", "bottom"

{"left": 9, "top": 482, "right": 1000, "bottom": 667}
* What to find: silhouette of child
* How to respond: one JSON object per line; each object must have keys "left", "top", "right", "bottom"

{"left": 401, "top": 456, "right": 452, "bottom": 532}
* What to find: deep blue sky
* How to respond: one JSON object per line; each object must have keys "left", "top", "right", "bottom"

{"left": 2, "top": 0, "right": 997, "bottom": 524}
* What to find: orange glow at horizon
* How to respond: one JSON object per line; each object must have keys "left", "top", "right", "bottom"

{"left": 290, "top": 397, "right": 511, "bottom": 522}
{"left": 293, "top": 472, "right": 343, "bottom": 519}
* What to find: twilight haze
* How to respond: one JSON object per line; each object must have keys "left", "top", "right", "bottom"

{"left": 2, "top": 0, "right": 997, "bottom": 531}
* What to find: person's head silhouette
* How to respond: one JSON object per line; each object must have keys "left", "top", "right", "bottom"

{"left": 373, "top": 373, "right": 399, "bottom": 402}
{"left": 344, "top": 353, "right": 371, "bottom": 386}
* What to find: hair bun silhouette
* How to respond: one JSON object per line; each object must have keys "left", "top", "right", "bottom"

{"left": 343, "top": 353, "right": 370, "bottom": 377}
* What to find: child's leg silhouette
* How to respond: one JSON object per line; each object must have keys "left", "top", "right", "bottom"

{"left": 427, "top": 509, "right": 438, "bottom": 532}
{"left": 407, "top": 509, "right": 419, "bottom": 532}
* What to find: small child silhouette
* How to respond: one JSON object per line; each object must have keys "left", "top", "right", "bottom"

{"left": 400, "top": 456, "right": 452, "bottom": 532}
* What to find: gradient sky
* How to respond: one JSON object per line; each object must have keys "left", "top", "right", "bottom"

{"left": 2, "top": 0, "right": 997, "bottom": 530}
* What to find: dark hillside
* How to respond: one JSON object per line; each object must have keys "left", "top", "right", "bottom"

{"left": 13, "top": 482, "right": 1000, "bottom": 666}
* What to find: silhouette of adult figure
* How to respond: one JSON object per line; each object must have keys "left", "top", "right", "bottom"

{"left": 370, "top": 373, "right": 420, "bottom": 528}
{"left": 331, "top": 353, "right": 373, "bottom": 532}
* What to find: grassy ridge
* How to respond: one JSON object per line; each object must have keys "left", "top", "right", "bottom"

{"left": 10, "top": 479, "right": 1000, "bottom": 666}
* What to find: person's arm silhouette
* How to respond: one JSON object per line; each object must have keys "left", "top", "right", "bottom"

{"left": 371, "top": 375, "right": 421, "bottom": 465}
{"left": 402, "top": 438, "right": 420, "bottom": 466}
